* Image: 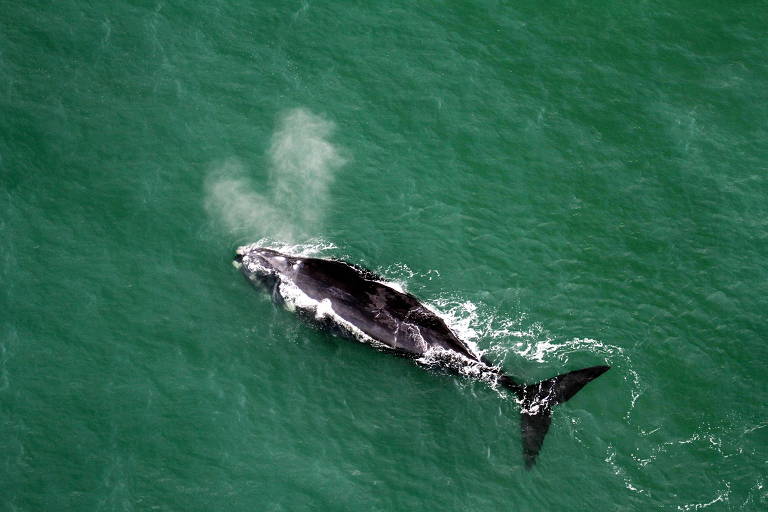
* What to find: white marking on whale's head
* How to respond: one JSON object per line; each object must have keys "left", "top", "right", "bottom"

{"left": 235, "top": 245, "right": 298, "bottom": 284}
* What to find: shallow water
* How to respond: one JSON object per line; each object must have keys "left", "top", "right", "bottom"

{"left": 2, "top": 1, "right": 767, "bottom": 510}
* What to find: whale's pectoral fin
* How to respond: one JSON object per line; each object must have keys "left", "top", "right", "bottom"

{"left": 504, "top": 365, "right": 610, "bottom": 468}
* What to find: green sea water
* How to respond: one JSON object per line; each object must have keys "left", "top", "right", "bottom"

{"left": 2, "top": 1, "right": 767, "bottom": 510}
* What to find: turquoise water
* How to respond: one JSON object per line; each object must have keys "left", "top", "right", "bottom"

{"left": 2, "top": 1, "right": 767, "bottom": 510}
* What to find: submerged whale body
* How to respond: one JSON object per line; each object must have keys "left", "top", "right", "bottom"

{"left": 234, "top": 244, "right": 609, "bottom": 467}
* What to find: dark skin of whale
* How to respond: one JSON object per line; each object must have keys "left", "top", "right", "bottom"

{"left": 294, "top": 257, "right": 483, "bottom": 361}
{"left": 239, "top": 248, "right": 481, "bottom": 360}
{"left": 235, "top": 246, "right": 610, "bottom": 467}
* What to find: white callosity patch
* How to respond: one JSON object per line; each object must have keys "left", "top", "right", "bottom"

{"left": 240, "top": 251, "right": 276, "bottom": 280}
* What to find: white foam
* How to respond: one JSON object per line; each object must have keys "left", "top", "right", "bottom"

{"left": 373, "top": 279, "right": 406, "bottom": 294}
{"left": 676, "top": 483, "right": 731, "bottom": 510}
{"left": 427, "top": 297, "right": 488, "bottom": 361}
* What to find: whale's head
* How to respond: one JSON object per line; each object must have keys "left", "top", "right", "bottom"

{"left": 234, "top": 245, "right": 294, "bottom": 288}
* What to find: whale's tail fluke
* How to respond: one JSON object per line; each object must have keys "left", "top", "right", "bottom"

{"left": 500, "top": 365, "right": 610, "bottom": 468}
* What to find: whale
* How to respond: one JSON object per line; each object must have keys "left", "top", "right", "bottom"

{"left": 234, "top": 244, "right": 609, "bottom": 467}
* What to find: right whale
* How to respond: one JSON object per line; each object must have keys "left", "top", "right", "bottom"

{"left": 235, "top": 245, "right": 610, "bottom": 468}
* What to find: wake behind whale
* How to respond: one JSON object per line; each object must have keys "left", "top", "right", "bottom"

{"left": 234, "top": 244, "right": 610, "bottom": 468}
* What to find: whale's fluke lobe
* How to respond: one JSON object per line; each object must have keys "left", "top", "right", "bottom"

{"left": 502, "top": 365, "right": 610, "bottom": 468}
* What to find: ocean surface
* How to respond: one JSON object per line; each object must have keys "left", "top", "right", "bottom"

{"left": 2, "top": 1, "right": 767, "bottom": 510}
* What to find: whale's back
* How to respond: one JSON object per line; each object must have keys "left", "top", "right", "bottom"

{"left": 292, "top": 258, "right": 477, "bottom": 359}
